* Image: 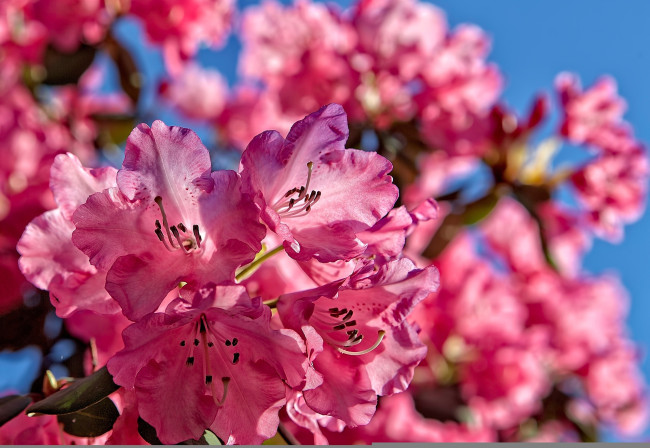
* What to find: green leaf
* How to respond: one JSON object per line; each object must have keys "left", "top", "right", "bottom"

{"left": 137, "top": 416, "right": 162, "bottom": 445}
{"left": 201, "top": 430, "right": 222, "bottom": 445}
{"left": 0, "top": 395, "right": 33, "bottom": 427}
{"left": 461, "top": 193, "right": 499, "bottom": 225}
{"left": 138, "top": 417, "right": 223, "bottom": 445}
{"left": 26, "top": 367, "right": 119, "bottom": 415}
{"left": 41, "top": 44, "right": 96, "bottom": 86}
{"left": 58, "top": 397, "right": 119, "bottom": 438}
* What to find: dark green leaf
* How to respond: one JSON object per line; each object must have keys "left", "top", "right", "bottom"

{"left": 93, "top": 114, "right": 136, "bottom": 147}
{"left": 58, "top": 397, "right": 119, "bottom": 437}
{"left": 105, "top": 34, "right": 141, "bottom": 104}
{"left": 0, "top": 395, "right": 33, "bottom": 427}
{"left": 42, "top": 44, "right": 96, "bottom": 85}
{"left": 138, "top": 416, "right": 162, "bottom": 445}
{"left": 138, "top": 417, "right": 222, "bottom": 445}
{"left": 461, "top": 193, "right": 499, "bottom": 225}
{"left": 26, "top": 366, "right": 119, "bottom": 415}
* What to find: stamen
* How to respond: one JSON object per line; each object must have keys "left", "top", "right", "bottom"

{"left": 155, "top": 228, "right": 175, "bottom": 252}
{"left": 342, "top": 310, "right": 354, "bottom": 321}
{"left": 232, "top": 338, "right": 238, "bottom": 346}
{"left": 178, "top": 223, "right": 187, "bottom": 233}
{"left": 333, "top": 324, "right": 346, "bottom": 331}
{"left": 338, "top": 330, "right": 386, "bottom": 356}
{"left": 186, "top": 356, "right": 195, "bottom": 366}
{"left": 193, "top": 339, "right": 199, "bottom": 346}
{"left": 225, "top": 340, "right": 231, "bottom": 346}
{"left": 154, "top": 196, "right": 178, "bottom": 248}
{"left": 211, "top": 377, "right": 230, "bottom": 407}
{"left": 205, "top": 375, "right": 213, "bottom": 384}
{"left": 232, "top": 353, "right": 240, "bottom": 364}
{"left": 180, "top": 340, "right": 186, "bottom": 346}
{"left": 193, "top": 224, "right": 202, "bottom": 248}
{"left": 171, "top": 226, "right": 191, "bottom": 254}
{"left": 345, "top": 320, "right": 357, "bottom": 327}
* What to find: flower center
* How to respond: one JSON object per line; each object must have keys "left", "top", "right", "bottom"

{"left": 154, "top": 196, "right": 203, "bottom": 254}
{"left": 178, "top": 314, "right": 240, "bottom": 406}
{"left": 273, "top": 162, "right": 322, "bottom": 218}
{"left": 312, "top": 306, "right": 385, "bottom": 356}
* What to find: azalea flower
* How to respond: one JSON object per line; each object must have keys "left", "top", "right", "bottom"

{"left": 240, "top": 103, "right": 398, "bottom": 263}
{"left": 72, "top": 121, "right": 264, "bottom": 320}
{"left": 107, "top": 284, "right": 309, "bottom": 444}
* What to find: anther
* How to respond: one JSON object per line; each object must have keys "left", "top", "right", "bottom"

{"left": 284, "top": 188, "right": 297, "bottom": 198}
{"left": 178, "top": 223, "right": 187, "bottom": 233}
{"left": 333, "top": 324, "right": 346, "bottom": 331}
{"left": 180, "top": 340, "right": 186, "bottom": 346}
{"left": 186, "top": 356, "right": 195, "bottom": 366}
{"left": 194, "top": 339, "right": 199, "bottom": 346}
{"left": 208, "top": 342, "right": 214, "bottom": 347}
{"left": 287, "top": 198, "right": 295, "bottom": 211}
{"left": 155, "top": 196, "right": 178, "bottom": 248}
{"left": 342, "top": 310, "right": 354, "bottom": 321}
{"left": 199, "top": 319, "right": 207, "bottom": 333}
{"left": 155, "top": 228, "right": 165, "bottom": 241}
{"left": 155, "top": 220, "right": 162, "bottom": 229}
{"left": 193, "top": 225, "right": 202, "bottom": 247}
{"left": 225, "top": 340, "right": 231, "bottom": 346}
{"left": 329, "top": 308, "right": 339, "bottom": 313}
{"left": 232, "top": 353, "right": 240, "bottom": 364}
{"left": 338, "top": 330, "right": 386, "bottom": 356}
{"left": 232, "top": 338, "right": 238, "bottom": 346}
{"left": 205, "top": 375, "right": 213, "bottom": 385}
{"left": 170, "top": 225, "right": 190, "bottom": 253}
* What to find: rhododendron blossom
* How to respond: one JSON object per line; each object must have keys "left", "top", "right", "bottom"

{"left": 240, "top": 103, "right": 398, "bottom": 262}
{"left": 278, "top": 258, "right": 439, "bottom": 427}
{"left": 108, "top": 284, "right": 309, "bottom": 444}
{"left": 72, "top": 121, "right": 264, "bottom": 320}
{"left": 1, "top": 0, "right": 648, "bottom": 444}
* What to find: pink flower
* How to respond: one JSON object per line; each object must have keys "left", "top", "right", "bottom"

{"left": 240, "top": 104, "right": 398, "bottom": 262}
{"left": 461, "top": 344, "right": 550, "bottom": 429}
{"left": 128, "top": 0, "right": 234, "bottom": 74}
{"left": 352, "top": 0, "right": 447, "bottom": 79}
{"left": 160, "top": 63, "right": 227, "bottom": 121}
{"left": 556, "top": 73, "right": 628, "bottom": 149}
{"left": 278, "top": 258, "right": 439, "bottom": 426}
{"left": 415, "top": 24, "right": 502, "bottom": 156}
{"left": 72, "top": 120, "right": 265, "bottom": 320}
{"left": 216, "top": 86, "right": 297, "bottom": 150}
{"left": 571, "top": 146, "right": 648, "bottom": 242}
{"left": 583, "top": 342, "right": 648, "bottom": 434}
{"left": 310, "top": 392, "right": 496, "bottom": 444}
{"left": 107, "top": 284, "right": 308, "bottom": 444}
{"left": 29, "top": 0, "right": 111, "bottom": 52}
{"left": 240, "top": 0, "right": 354, "bottom": 88}
{"left": 65, "top": 309, "right": 131, "bottom": 371}
{"left": 17, "top": 153, "right": 119, "bottom": 317}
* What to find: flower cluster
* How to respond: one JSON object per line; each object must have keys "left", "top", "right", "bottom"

{"left": 0, "top": 0, "right": 647, "bottom": 444}
{"left": 14, "top": 104, "right": 439, "bottom": 444}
